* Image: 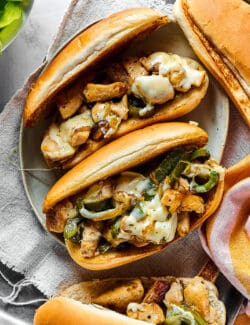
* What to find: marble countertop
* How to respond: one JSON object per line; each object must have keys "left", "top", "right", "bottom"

{"left": 0, "top": 1, "right": 71, "bottom": 324}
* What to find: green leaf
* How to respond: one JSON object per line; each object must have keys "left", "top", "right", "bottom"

{"left": 0, "top": 14, "right": 22, "bottom": 46}
{"left": 0, "top": 2, "right": 22, "bottom": 28}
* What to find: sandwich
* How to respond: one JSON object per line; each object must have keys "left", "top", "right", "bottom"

{"left": 43, "top": 122, "right": 224, "bottom": 270}
{"left": 174, "top": 0, "right": 250, "bottom": 127}
{"left": 23, "top": 8, "right": 209, "bottom": 169}
{"left": 34, "top": 275, "right": 226, "bottom": 325}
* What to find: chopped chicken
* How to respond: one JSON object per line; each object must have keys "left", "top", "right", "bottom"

{"left": 41, "top": 123, "right": 75, "bottom": 162}
{"left": 143, "top": 281, "right": 170, "bottom": 304}
{"left": 110, "top": 95, "right": 128, "bottom": 120}
{"left": 164, "top": 281, "right": 183, "bottom": 306}
{"left": 71, "top": 126, "right": 92, "bottom": 147}
{"left": 93, "top": 279, "right": 144, "bottom": 313}
{"left": 41, "top": 111, "right": 94, "bottom": 162}
{"left": 122, "top": 57, "right": 148, "bottom": 82}
{"left": 80, "top": 223, "right": 102, "bottom": 258}
{"left": 183, "top": 277, "right": 210, "bottom": 321}
{"left": 46, "top": 200, "right": 78, "bottom": 232}
{"left": 180, "top": 194, "right": 205, "bottom": 214}
{"left": 177, "top": 177, "right": 190, "bottom": 194}
{"left": 177, "top": 212, "right": 190, "bottom": 237}
{"left": 83, "top": 82, "right": 127, "bottom": 102}
{"left": 106, "top": 62, "right": 130, "bottom": 85}
{"left": 113, "top": 191, "right": 137, "bottom": 207}
{"left": 56, "top": 79, "right": 84, "bottom": 119}
{"left": 127, "top": 303, "right": 165, "bottom": 324}
{"left": 161, "top": 189, "right": 183, "bottom": 214}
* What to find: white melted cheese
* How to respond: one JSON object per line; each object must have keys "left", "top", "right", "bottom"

{"left": 120, "top": 194, "right": 178, "bottom": 244}
{"left": 132, "top": 75, "right": 174, "bottom": 105}
{"left": 183, "top": 161, "right": 225, "bottom": 180}
{"left": 127, "top": 303, "right": 144, "bottom": 313}
{"left": 148, "top": 52, "right": 205, "bottom": 92}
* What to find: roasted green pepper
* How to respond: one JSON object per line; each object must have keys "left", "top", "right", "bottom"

{"left": 169, "top": 160, "right": 190, "bottom": 187}
{"left": 191, "top": 171, "right": 219, "bottom": 193}
{"left": 153, "top": 148, "right": 185, "bottom": 183}
{"left": 165, "top": 303, "right": 207, "bottom": 325}
{"left": 64, "top": 217, "right": 82, "bottom": 240}
{"left": 191, "top": 148, "right": 210, "bottom": 161}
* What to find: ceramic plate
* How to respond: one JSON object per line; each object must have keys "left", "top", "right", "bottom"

{"left": 20, "top": 21, "right": 229, "bottom": 233}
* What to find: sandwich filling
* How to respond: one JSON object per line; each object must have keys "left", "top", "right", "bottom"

{"left": 46, "top": 146, "right": 224, "bottom": 258}
{"left": 61, "top": 277, "right": 226, "bottom": 325}
{"left": 41, "top": 52, "right": 206, "bottom": 164}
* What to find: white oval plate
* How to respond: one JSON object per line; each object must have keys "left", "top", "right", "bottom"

{"left": 20, "top": 21, "right": 229, "bottom": 235}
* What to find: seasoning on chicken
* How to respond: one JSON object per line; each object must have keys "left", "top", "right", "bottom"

{"left": 180, "top": 194, "right": 205, "bottom": 214}
{"left": 122, "top": 57, "right": 148, "bottom": 82}
{"left": 164, "top": 281, "right": 183, "bottom": 306}
{"left": 56, "top": 79, "right": 84, "bottom": 120}
{"left": 110, "top": 95, "right": 129, "bottom": 120}
{"left": 83, "top": 82, "right": 128, "bottom": 102}
{"left": 127, "top": 302, "right": 165, "bottom": 324}
{"left": 46, "top": 200, "right": 78, "bottom": 233}
{"left": 80, "top": 222, "right": 102, "bottom": 258}
{"left": 93, "top": 279, "right": 144, "bottom": 313}
{"left": 161, "top": 189, "right": 183, "bottom": 214}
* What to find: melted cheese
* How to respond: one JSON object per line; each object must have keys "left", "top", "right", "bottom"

{"left": 148, "top": 52, "right": 205, "bottom": 92}
{"left": 120, "top": 194, "right": 178, "bottom": 244}
{"left": 132, "top": 75, "right": 174, "bottom": 105}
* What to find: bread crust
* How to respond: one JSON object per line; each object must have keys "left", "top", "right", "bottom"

{"left": 24, "top": 8, "right": 169, "bottom": 127}
{"left": 43, "top": 122, "right": 208, "bottom": 212}
{"left": 174, "top": 0, "right": 250, "bottom": 127}
{"left": 34, "top": 276, "right": 226, "bottom": 325}
{"left": 34, "top": 297, "right": 150, "bottom": 325}
{"left": 43, "top": 122, "right": 224, "bottom": 270}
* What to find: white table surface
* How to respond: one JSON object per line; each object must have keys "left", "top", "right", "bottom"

{"left": 0, "top": 1, "right": 71, "bottom": 324}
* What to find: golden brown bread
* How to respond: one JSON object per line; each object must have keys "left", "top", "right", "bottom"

{"left": 24, "top": 8, "right": 169, "bottom": 127}
{"left": 43, "top": 122, "right": 209, "bottom": 212}
{"left": 34, "top": 276, "right": 226, "bottom": 325}
{"left": 174, "top": 0, "right": 250, "bottom": 127}
{"left": 43, "top": 122, "right": 224, "bottom": 270}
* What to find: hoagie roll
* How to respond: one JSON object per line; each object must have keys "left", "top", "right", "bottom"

{"left": 23, "top": 8, "right": 209, "bottom": 169}
{"left": 43, "top": 123, "right": 224, "bottom": 270}
{"left": 34, "top": 276, "right": 226, "bottom": 325}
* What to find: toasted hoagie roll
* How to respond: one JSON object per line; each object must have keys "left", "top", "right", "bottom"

{"left": 34, "top": 276, "right": 226, "bottom": 325}
{"left": 23, "top": 8, "right": 209, "bottom": 169}
{"left": 43, "top": 123, "right": 224, "bottom": 270}
{"left": 173, "top": 0, "right": 250, "bottom": 127}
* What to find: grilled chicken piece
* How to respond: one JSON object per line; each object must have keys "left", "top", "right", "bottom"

{"left": 83, "top": 82, "right": 127, "bottom": 102}
{"left": 106, "top": 62, "right": 130, "bottom": 85}
{"left": 41, "top": 123, "right": 76, "bottom": 162}
{"left": 122, "top": 57, "right": 148, "bottom": 82}
{"left": 180, "top": 194, "right": 205, "bottom": 214}
{"left": 164, "top": 281, "right": 183, "bottom": 306}
{"left": 46, "top": 200, "right": 78, "bottom": 232}
{"left": 93, "top": 279, "right": 144, "bottom": 313}
{"left": 110, "top": 95, "right": 128, "bottom": 120}
{"left": 80, "top": 223, "right": 102, "bottom": 258}
{"left": 71, "top": 126, "right": 92, "bottom": 147}
{"left": 161, "top": 189, "right": 183, "bottom": 214}
{"left": 177, "top": 212, "right": 190, "bottom": 237}
{"left": 56, "top": 79, "right": 84, "bottom": 119}
{"left": 183, "top": 277, "right": 211, "bottom": 321}
{"left": 143, "top": 281, "right": 170, "bottom": 304}
{"left": 177, "top": 177, "right": 190, "bottom": 194}
{"left": 41, "top": 111, "right": 94, "bottom": 162}
{"left": 127, "top": 302, "right": 165, "bottom": 324}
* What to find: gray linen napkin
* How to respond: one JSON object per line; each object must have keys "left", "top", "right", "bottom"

{"left": 0, "top": 0, "right": 249, "bottom": 301}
